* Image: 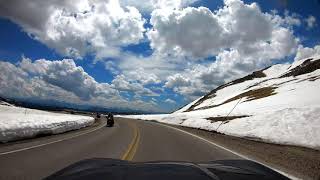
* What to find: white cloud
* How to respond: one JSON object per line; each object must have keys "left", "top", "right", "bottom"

{"left": 147, "top": 0, "right": 299, "bottom": 99}
{"left": 164, "top": 62, "right": 229, "bottom": 100}
{"left": 123, "top": 67, "right": 161, "bottom": 85}
{"left": 165, "top": 98, "right": 176, "bottom": 104}
{"left": 119, "top": 0, "right": 198, "bottom": 12}
{"left": 165, "top": 74, "right": 191, "bottom": 88}
{"left": 111, "top": 75, "right": 139, "bottom": 92}
{"left": 305, "top": 15, "right": 317, "bottom": 29}
{"left": 271, "top": 10, "right": 301, "bottom": 27}
{"left": 294, "top": 45, "right": 320, "bottom": 61}
{"left": 150, "top": 98, "right": 158, "bottom": 106}
{"left": 104, "top": 61, "right": 120, "bottom": 75}
{"left": 148, "top": 6, "right": 225, "bottom": 58}
{"left": 165, "top": 31, "right": 300, "bottom": 99}
{"left": 148, "top": 0, "right": 299, "bottom": 59}
{"left": 117, "top": 52, "right": 186, "bottom": 82}
{"left": 19, "top": 57, "right": 118, "bottom": 100}
{"left": 0, "top": 60, "right": 83, "bottom": 103}
{"left": 0, "top": 0, "right": 146, "bottom": 59}
{"left": 111, "top": 75, "right": 159, "bottom": 96}
{"left": 0, "top": 57, "right": 160, "bottom": 112}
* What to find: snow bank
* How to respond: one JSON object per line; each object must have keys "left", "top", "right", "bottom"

{"left": 216, "top": 107, "right": 320, "bottom": 149}
{"left": 121, "top": 106, "right": 320, "bottom": 150}
{"left": 0, "top": 104, "right": 94, "bottom": 142}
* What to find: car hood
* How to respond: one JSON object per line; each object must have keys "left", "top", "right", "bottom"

{"left": 45, "top": 158, "right": 289, "bottom": 180}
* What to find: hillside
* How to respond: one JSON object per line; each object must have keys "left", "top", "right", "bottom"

{"left": 123, "top": 55, "right": 320, "bottom": 150}
{"left": 176, "top": 55, "right": 320, "bottom": 113}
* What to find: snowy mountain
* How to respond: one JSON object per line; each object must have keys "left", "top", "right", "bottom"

{"left": 176, "top": 55, "right": 320, "bottom": 114}
{"left": 123, "top": 55, "right": 320, "bottom": 150}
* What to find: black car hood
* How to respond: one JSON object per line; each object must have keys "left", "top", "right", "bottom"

{"left": 45, "top": 158, "right": 289, "bottom": 180}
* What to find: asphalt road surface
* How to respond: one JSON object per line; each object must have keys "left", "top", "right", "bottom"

{"left": 0, "top": 117, "right": 242, "bottom": 179}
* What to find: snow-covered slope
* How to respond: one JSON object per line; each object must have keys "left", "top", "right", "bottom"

{"left": 122, "top": 55, "right": 320, "bottom": 150}
{"left": 174, "top": 96, "right": 203, "bottom": 113}
{"left": 0, "top": 101, "right": 94, "bottom": 143}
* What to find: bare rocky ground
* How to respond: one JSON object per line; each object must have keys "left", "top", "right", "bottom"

{"left": 166, "top": 123, "right": 320, "bottom": 180}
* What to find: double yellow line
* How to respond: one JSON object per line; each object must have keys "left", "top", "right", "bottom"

{"left": 121, "top": 122, "right": 140, "bottom": 161}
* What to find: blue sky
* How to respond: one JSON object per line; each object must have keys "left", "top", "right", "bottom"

{"left": 0, "top": 0, "right": 319, "bottom": 113}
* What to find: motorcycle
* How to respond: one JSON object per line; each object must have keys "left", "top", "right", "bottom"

{"left": 106, "top": 113, "right": 114, "bottom": 127}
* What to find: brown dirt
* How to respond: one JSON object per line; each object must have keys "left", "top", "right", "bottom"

{"left": 280, "top": 58, "right": 320, "bottom": 78}
{"left": 274, "top": 79, "right": 297, "bottom": 86}
{"left": 190, "top": 86, "right": 277, "bottom": 111}
{"left": 243, "top": 86, "right": 277, "bottom": 102}
{"left": 296, "top": 75, "right": 320, "bottom": 83}
{"left": 205, "top": 115, "right": 249, "bottom": 122}
{"left": 308, "top": 75, "right": 320, "bottom": 81}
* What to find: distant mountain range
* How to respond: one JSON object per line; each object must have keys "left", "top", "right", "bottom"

{"left": 0, "top": 96, "right": 148, "bottom": 115}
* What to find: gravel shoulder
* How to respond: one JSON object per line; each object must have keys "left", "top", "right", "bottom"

{"left": 165, "top": 123, "right": 320, "bottom": 180}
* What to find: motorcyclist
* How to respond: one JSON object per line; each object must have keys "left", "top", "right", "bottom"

{"left": 106, "top": 113, "right": 114, "bottom": 127}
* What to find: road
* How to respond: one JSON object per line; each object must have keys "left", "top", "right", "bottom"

{"left": 0, "top": 117, "right": 242, "bottom": 179}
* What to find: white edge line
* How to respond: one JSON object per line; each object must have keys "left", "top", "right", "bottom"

{"left": 0, "top": 122, "right": 107, "bottom": 156}
{"left": 156, "top": 122, "right": 301, "bottom": 180}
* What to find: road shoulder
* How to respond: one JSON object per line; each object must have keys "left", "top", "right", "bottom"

{"left": 177, "top": 125, "right": 320, "bottom": 180}
{"left": 145, "top": 120, "right": 320, "bottom": 180}
{"left": 0, "top": 117, "right": 105, "bottom": 155}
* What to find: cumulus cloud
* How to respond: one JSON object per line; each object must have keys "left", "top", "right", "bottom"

{"left": 164, "top": 65, "right": 223, "bottom": 100}
{"left": 119, "top": 0, "right": 199, "bottom": 12}
{"left": 0, "top": 57, "right": 159, "bottom": 112}
{"left": 0, "top": 60, "right": 83, "bottom": 103}
{"left": 117, "top": 52, "right": 185, "bottom": 82}
{"left": 148, "top": 6, "right": 225, "bottom": 58}
{"left": 18, "top": 57, "right": 119, "bottom": 100}
{"left": 15, "top": 58, "right": 117, "bottom": 100}
{"left": 0, "top": 0, "right": 146, "bottom": 59}
{"left": 271, "top": 10, "right": 301, "bottom": 27}
{"left": 164, "top": 98, "right": 176, "bottom": 104}
{"left": 294, "top": 45, "right": 320, "bottom": 61}
{"left": 147, "top": 0, "right": 298, "bottom": 59}
{"left": 123, "top": 67, "right": 161, "bottom": 85}
{"left": 146, "top": 0, "right": 300, "bottom": 99}
{"left": 111, "top": 74, "right": 159, "bottom": 96}
{"left": 104, "top": 61, "right": 120, "bottom": 75}
{"left": 165, "top": 74, "right": 191, "bottom": 88}
{"left": 305, "top": 15, "right": 317, "bottom": 29}
{"left": 164, "top": 39, "right": 300, "bottom": 100}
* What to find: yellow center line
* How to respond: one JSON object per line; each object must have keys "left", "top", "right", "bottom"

{"left": 121, "top": 122, "right": 140, "bottom": 161}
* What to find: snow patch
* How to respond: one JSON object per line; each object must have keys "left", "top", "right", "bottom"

{"left": 0, "top": 105, "right": 94, "bottom": 143}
